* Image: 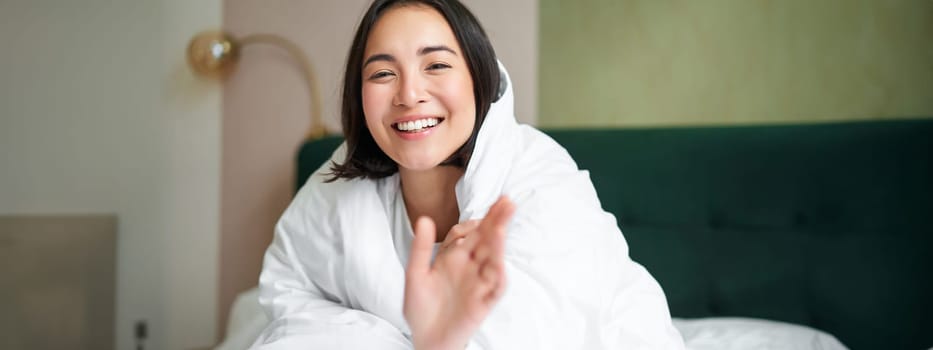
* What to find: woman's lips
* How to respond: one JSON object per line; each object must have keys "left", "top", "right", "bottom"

{"left": 392, "top": 117, "right": 444, "bottom": 140}
{"left": 392, "top": 117, "right": 444, "bottom": 132}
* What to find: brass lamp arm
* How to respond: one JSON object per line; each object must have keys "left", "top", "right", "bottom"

{"left": 186, "top": 30, "right": 328, "bottom": 140}
{"left": 238, "top": 33, "right": 326, "bottom": 140}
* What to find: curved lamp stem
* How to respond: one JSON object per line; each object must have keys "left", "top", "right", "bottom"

{"left": 186, "top": 30, "right": 329, "bottom": 140}
{"left": 239, "top": 33, "right": 327, "bottom": 140}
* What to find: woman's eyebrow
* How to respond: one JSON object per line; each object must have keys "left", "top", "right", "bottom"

{"left": 363, "top": 53, "right": 394, "bottom": 68}
{"left": 419, "top": 45, "right": 457, "bottom": 56}
{"left": 363, "top": 45, "right": 457, "bottom": 68}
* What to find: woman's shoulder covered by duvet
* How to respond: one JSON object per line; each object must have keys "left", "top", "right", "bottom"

{"left": 454, "top": 123, "right": 684, "bottom": 348}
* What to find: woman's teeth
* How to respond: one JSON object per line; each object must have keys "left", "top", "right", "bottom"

{"left": 395, "top": 117, "right": 440, "bottom": 132}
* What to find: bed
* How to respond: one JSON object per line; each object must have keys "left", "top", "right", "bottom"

{"left": 219, "top": 118, "right": 933, "bottom": 349}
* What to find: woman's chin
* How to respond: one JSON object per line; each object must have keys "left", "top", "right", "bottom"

{"left": 395, "top": 154, "right": 451, "bottom": 173}
{"left": 397, "top": 160, "right": 444, "bottom": 173}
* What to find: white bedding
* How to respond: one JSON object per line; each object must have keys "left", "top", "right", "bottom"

{"left": 672, "top": 317, "right": 847, "bottom": 350}
{"left": 215, "top": 287, "right": 849, "bottom": 350}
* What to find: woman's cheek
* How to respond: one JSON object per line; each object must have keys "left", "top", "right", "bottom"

{"left": 361, "top": 85, "right": 388, "bottom": 120}
{"left": 440, "top": 78, "right": 473, "bottom": 110}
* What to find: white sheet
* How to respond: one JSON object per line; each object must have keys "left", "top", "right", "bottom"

{"left": 249, "top": 63, "right": 683, "bottom": 349}
{"left": 217, "top": 287, "right": 850, "bottom": 350}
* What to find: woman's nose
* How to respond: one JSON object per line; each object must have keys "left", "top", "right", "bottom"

{"left": 393, "top": 73, "right": 428, "bottom": 107}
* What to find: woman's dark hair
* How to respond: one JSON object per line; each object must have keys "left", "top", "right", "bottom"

{"left": 327, "top": 0, "right": 499, "bottom": 181}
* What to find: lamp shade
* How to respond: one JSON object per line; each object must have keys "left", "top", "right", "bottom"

{"left": 187, "top": 31, "right": 240, "bottom": 78}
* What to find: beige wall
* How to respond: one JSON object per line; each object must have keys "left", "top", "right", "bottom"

{"left": 539, "top": 0, "right": 933, "bottom": 127}
{"left": 469, "top": 0, "right": 539, "bottom": 124}
{"left": 0, "top": 0, "right": 222, "bottom": 349}
{"left": 219, "top": 0, "right": 537, "bottom": 336}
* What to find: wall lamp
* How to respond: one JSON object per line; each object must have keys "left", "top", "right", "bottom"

{"left": 186, "top": 30, "right": 328, "bottom": 140}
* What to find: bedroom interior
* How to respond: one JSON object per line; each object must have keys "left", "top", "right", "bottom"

{"left": 213, "top": 0, "right": 933, "bottom": 348}
{"left": 1, "top": 0, "right": 930, "bottom": 349}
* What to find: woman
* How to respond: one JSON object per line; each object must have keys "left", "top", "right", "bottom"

{"left": 253, "top": 0, "right": 684, "bottom": 349}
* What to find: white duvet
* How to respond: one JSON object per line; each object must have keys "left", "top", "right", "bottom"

{"left": 250, "top": 64, "right": 684, "bottom": 349}
{"left": 221, "top": 288, "right": 848, "bottom": 350}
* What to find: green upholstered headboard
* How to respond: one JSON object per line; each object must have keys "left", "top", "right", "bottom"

{"left": 296, "top": 119, "right": 933, "bottom": 350}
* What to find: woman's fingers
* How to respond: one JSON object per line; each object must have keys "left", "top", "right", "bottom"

{"left": 476, "top": 260, "right": 507, "bottom": 306}
{"left": 484, "top": 266, "right": 508, "bottom": 304}
{"left": 470, "top": 197, "right": 515, "bottom": 306}
{"left": 480, "top": 196, "right": 516, "bottom": 240}
{"left": 471, "top": 196, "right": 515, "bottom": 262}
{"left": 479, "top": 260, "right": 499, "bottom": 284}
{"left": 432, "top": 196, "right": 514, "bottom": 305}
{"left": 441, "top": 219, "right": 479, "bottom": 250}
{"left": 455, "top": 219, "right": 481, "bottom": 232}
{"left": 407, "top": 216, "right": 437, "bottom": 278}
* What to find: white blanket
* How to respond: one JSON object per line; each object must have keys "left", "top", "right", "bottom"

{"left": 251, "top": 64, "right": 685, "bottom": 349}
{"left": 220, "top": 288, "right": 849, "bottom": 350}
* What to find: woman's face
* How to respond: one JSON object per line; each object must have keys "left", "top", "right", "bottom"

{"left": 361, "top": 5, "right": 476, "bottom": 172}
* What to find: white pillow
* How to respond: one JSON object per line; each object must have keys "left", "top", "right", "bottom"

{"left": 672, "top": 317, "right": 848, "bottom": 350}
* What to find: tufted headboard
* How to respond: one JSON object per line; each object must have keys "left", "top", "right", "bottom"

{"left": 297, "top": 119, "right": 933, "bottom": 349}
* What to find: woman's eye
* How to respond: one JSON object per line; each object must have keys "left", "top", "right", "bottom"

{"left": 426, "top": 63, "right": 451, "bottom": 71}
{"left": 369, "top": 71, "right": 394, "bottom": 80}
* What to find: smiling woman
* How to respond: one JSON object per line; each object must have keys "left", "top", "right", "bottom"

{"left": 359, "top": 5, "right": 477, "bottom": 174}
{"left": 250, "top": 1, "right": 684, "bottom": 349}
{"left": 329, "top": 0, "right": 499, "bottom": 182}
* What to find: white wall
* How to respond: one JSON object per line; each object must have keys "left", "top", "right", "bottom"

{"left": 0, "top": 0, "right": 222, "bottom": 349}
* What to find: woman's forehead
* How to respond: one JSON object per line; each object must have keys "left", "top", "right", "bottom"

{"left": 364, "top": 5, "right": 461, "bottom": 57}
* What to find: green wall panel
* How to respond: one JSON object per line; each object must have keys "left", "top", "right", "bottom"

{"left": 539, "top": 0, "right": 933, "bottom": 127}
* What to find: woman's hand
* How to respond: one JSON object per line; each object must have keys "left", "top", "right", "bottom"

{"left": 438, "top": 219, "right": 479, "bottom": 255}
{"left": 403, "top": 196, "right": 516, "bottom": 350}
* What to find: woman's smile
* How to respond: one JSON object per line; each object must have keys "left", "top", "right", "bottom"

{"left": 391, "top": 116, "right": 446, "bottom": 140}
{"left": 392, "top": 116, "right": 444, "bottom": 132}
